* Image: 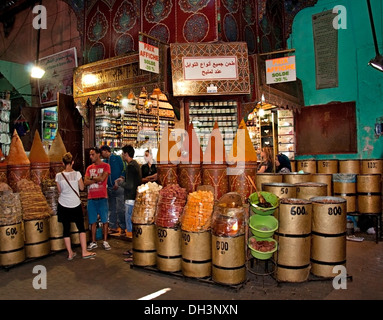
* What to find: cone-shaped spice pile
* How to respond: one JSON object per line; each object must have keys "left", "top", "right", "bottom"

{"left": 7, "top": 129, "right": 30, "bottom": 165}
{"left": 48, "top": 132, "right": 67, "bottom": 162}
{"left": 156, "top": 124, "right": 179, "bottom": 164}
{"left": 29, "top": 131, "right": 49, "bottom": 163}
{"left": 203, "top": 121, "right": 226, "bottom": 164}
{"left": 179, "top": 123, "right": 203, "bottom": 164}
{"left": 227, "top": 119, "right": 258, "bottom": 163}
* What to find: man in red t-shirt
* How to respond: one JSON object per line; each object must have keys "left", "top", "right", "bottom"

{"left": 84, "top": 147, "right": 111, "bottom": 251}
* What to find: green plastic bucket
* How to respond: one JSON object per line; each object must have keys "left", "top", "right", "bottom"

{"left": 248, "top": 237, "right": 278, "bottom": 260}
{"left": 249, "top": 214, "right": 278, "bottom": 238}
{"left": 248, "top": 192, "right": 279, "bottom": 215}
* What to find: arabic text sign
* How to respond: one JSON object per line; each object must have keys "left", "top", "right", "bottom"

{"left": 139, "top": 41, "right": 159, "bottom": 74}
{"left": 266, "top": 56, "right": 296, "bottom": 84}
{"left": 38, "top": 47, "right": 77, "bottom": 104}
{"left": 183, "top": 56, "right": 238, "bottom": 81}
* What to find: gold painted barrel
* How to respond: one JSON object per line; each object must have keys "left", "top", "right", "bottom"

{"left": 157, "top": 164, "right": 178, "bottom": 187}
{"left": 275, "top": 198, "right": 312, "bottom": 282}
{"left": 282, "top": 172, "right": 311, "bottom": 185}
{"left": 311, "top": 173, "right": 333, "bottom": 196}
{"left": 360, "top": 159, "right": 383, "bottom": 174}
{"left": 0, "top": 222, "right": 25, "bottom": 267}
{"left": 24, "top": 218, "right": 51, "bottom": 258}
{"left": 256, "top": 173, "right": 282, "bottom": 191}
{"left": 296, "top": 160, "right": 317, "bottom": 173}
{"left": 263, "top": 182, "right": 297, "bottom": 200}
{"left": 132, "top": 223, "right": 156, "bottom": 267}
{"left": 30, "top": 162, "right": 50, "bottom": 186}
{"left": 49, "top": 215, "right": 65, "bottom": 251}
{"left": 181, "top": 230, "right": 211, "bottom": 278}
{"left": 339, "top": 160, "right": 360, "bottom": 174}
{"left": 295, "top": 182, "right": 327, "bottom": 200}
{"left": 211, "top": 234, "right": 246, "bottom": 285}
{"left": 177, "top": 164, "right": 202, "bottom": 194}
{"left": 7, "top": 164, "right": 30, "bottom": 192}
{"left": 357, "top": 174, "right": 381, "bottom": 193}
{"left": 317, "top": 160, "right": 339, "bottom": 174}
{"left": 202, "top": 164, "right": 229, "bottom": 201}
{"left": 156, "top": 226, "right": 182, "bottom": 272}
{"left": 333, "top": 174, "right": 357, "bottom": 213}
{"left": 310, "top": 197, "right": 347, "bottom": 278}
{"left": 357, "top": 174, "right": 382, "bottom": 213}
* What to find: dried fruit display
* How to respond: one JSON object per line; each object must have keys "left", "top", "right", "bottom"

{"left": 0, "top": 191, "right": 23, "bottom": 226}
{"left": 249, "top": 237, "right": 276, "bottom": 252}
{"left": 181, "top": 190, "right": 214, "bottom": 232}
{"left": 132, "top": 182, "right": 162, "bottom": 224}
{"left": 155, "top": 184, "right": 187, "bottom": 228}
{"left": 17, "top": 179, "right": 52, "bottom": 220}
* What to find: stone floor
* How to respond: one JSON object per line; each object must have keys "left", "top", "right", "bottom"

{"left": 0, "top": 231, "right": 382, "bottom": 303}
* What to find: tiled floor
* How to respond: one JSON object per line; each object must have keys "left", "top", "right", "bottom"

{"left": 0, "top": 232, "right": 382, "bottom": 301}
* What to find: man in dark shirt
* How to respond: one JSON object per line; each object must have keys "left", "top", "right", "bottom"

{"left": 141, "top": 149, "right": 157, "bottom": 183}
{"left": 115, "top": 145, "right": 142, "bottom": 240}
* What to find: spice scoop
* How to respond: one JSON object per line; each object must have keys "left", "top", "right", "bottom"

{"left": 247, "top": 176, "right": 273, "bottom": 208}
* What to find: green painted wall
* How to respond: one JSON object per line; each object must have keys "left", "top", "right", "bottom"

{"left": 288, "top": 0, "right": 383, "bottom": 160}
{"left": 0, "top": 60, "right": 31, "bottom": 106}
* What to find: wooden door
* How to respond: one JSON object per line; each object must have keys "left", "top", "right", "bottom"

{"left": 57, "top": 93, "right": 84, "bottom": 174}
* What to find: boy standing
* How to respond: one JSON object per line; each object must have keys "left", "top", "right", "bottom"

{"left": 84, "top": 147, "right": 112, "bottom": 250}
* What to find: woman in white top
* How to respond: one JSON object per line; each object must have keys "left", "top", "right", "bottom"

{"left": 55, "top": 152, "right": 96, "bottom": 260}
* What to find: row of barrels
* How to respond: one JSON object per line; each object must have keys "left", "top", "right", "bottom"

{"left": 257, "top": 171, "right": 382, "bottom": 215}
{"left": 0, "top": 216, "right": 89, "bottom": 267}
{"left": 292, "top": 159, "right": 382, "bottom": 175}
{"left": 132, "top": 224, "right": 247, "bottom": 286}
{"left": 275, "top": 197, "right": 347, "bottom": 282}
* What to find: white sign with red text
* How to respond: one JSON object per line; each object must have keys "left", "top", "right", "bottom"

{"left": 139, "top": 41, "right": 159, "bottom": 74}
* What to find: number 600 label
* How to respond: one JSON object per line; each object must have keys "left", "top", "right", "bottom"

{"left": 290, "top": 206, "right": 307, "bottom": 215}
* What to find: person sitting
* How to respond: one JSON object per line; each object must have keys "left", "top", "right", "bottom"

{"left": 275, "top": 153, "right": 292, "bottom": 173}
{"left": 141, "top": 149, "right": 157, "bottom": 183}
{"left": 257, "top": 146, "right": 274, "bottom": 173}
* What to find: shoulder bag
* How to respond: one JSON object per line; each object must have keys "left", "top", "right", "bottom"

{"left": 61, "top": 172, "right": 86, "bottom": 216}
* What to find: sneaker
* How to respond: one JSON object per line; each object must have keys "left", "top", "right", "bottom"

{"left": 87, "top": 242, "right": 98, "bottom": 250}
{"left": 125, "top": 232, "right": 132, "bottom": 238}
{"left": 103, "top": 241, "right": 111, "bottom": 250}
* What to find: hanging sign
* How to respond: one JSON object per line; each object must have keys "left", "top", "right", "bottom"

{"left": 265, "top": 56, "right": 296, "bottom": 84}
{"left": 139, "top": 41, "right": 159, "bottom": 74}
{"left": 183, "top": 56, "right": 238, "bottom": 81}
{"left": 38, "top": 47, "right": 78, "bottom": 104}
{"left": 170, "top": 42, "right": 250, "bottom": 96}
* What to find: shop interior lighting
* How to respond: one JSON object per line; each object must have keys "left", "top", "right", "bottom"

{"left": 30, "top": 0, "right": 45, "bottom": 79}
{"left": 82, "top": 74, "right": 98, "bottom": 86}
{"left": 30, "top": 65, "right": 45, "bottom": 79}
{"left": 367, "top": 0, "right": 383, "bottom": 72}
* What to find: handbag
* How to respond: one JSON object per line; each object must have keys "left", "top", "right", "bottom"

{"left": 61, "top": 172, "right": 86, "bottom": 216}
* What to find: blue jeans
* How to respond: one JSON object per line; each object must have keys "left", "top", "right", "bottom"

{"left": 107, "top": 186, "right": 126, "bottom": 230}
{"left": 124, "top": 200, "right": 135, "bottom": 233}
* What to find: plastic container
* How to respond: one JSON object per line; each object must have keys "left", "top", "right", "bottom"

{"left": 248, "top": 191, "right": 279, "bottom": 215}
{"left": 248, "top": 237, "right": 278, "bottom": 260}
{"left": 249, "top": 214, "right": 278, "bottom": 238}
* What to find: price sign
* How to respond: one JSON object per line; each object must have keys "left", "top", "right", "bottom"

{"left": 266, "top": 56, "right": 296, "bottom": 84}
{"left": 139, "top": 41, "right": 159, "bottom": 74}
